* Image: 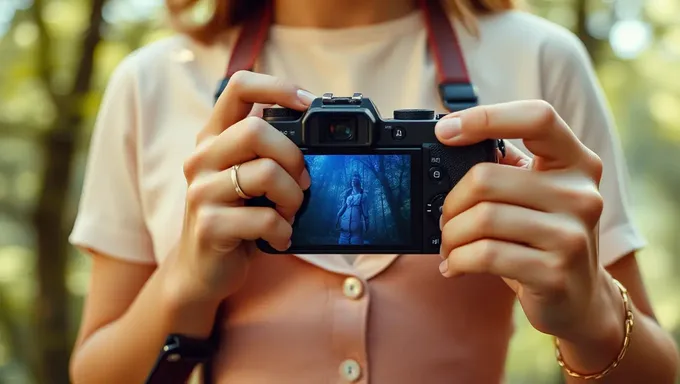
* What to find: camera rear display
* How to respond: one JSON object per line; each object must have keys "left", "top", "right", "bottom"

{"left": 293, "top": 153, "right": 413, "bottom": 249}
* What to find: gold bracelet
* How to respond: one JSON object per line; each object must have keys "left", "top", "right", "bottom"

{"left": 554, "top": 278, "right": 634, "bottom": 380}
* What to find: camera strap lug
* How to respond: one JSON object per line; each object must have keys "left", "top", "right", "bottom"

{"left": 497, "top": 139, "right": 506, "bottom": 158}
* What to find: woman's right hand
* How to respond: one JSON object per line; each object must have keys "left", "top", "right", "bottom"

{"left": 167, "top": 71, "right": 315, "bottom": 306}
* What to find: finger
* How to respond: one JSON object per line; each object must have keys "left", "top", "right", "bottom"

{"left": 440, "top": 239, "right": 555, "bottom": 288}
{"left": 188, "top": 158, "right": 304, "bottom": 221}
{"left": 196, "top": 206, "right": 293, "bottom": 252}
{"left": 232, "top": 159, "right": 304, "bottom": 223}
{"left": 201, "top": 71, "right": 316, "bottom": 140}
{"left": 440, "top": 202, "right": 583, "bottom": 257}
{"left": 187, "top": 116, "right": 311, "bottom": 189}
{"left": 442, "top": 162, "right": 551, "bottom": 220}
{"left": 435, "top": 100, "right": 590, "bottom": 170}
{"left": 441, "top": 162, "right": 602, "bottom": 226}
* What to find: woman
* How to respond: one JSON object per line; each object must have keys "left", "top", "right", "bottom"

{"left": 68, "top": 0, "right": 679, "bottom": 383}
{"left": 336, "top": 173, "right": 369, "bottom": 245}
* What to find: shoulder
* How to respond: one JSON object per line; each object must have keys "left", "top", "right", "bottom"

{"left": 108, "top": 35, "right": 193, "bottom": 81}
{"left": 104, "top": 32, "right": 237, "bottom": 98}
{"left": 465, "top": 10, "right": 596, "bottom": 106}
{"left": 478, "top": 11, "right": 587, "bottom": 53}
{"left": 474, "top": 10, "right": 591, "bottom": 68}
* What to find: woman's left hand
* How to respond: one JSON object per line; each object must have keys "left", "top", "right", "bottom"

{"left": 435, "top": 100, "right": 623, "bottom": 343}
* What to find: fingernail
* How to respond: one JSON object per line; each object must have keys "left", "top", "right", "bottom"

{"left": 288, "top": 216, "right": 295, "bottom": 226}
{"left": 300, "top": 169, "right": 311, "bottom": 190}
{"left": 286, "top": 240, "right": 292, "bottom": 249}
{"left": 435, "top": 117, "right": 461, "bottom": 140}
{"left": 439, "top": 260, "right": 448, "bottom": 274}
{"left": 438, "top": 215, "right": 443, "bottom": 231}
{"left": 296, "top": 89, "right": 316, "bottom": 106}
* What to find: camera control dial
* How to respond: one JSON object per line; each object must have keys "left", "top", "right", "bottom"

{"left": 426, "top": 194, "right": 446, "bottom": 224}
{"left": 393, "top": 109, "right": 435, "bottom": 120}
{"left": 263, "top": 108, "right": 303, "bottom": 121}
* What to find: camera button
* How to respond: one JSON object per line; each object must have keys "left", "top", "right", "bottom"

{"left": 391, "top": 126, "right": 406, "bottom": 140}
{"left": 427, "top": 194, "right": 446, "bottom": 223}
{"left": 394, "top": 109, "right": 435, "bottom": 120}
{"left": 430, "top": 156, "right": 442, "bottom": 165}
{"left": 429, "top": 166, "right": 445, "bottom": 182}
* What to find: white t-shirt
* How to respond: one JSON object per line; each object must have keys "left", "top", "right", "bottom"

{"left": 69, "top": 9, "right": 645, "bottom": 268}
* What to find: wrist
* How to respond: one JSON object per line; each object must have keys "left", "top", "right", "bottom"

{"left": 158, "top": 262, "right": 223, "bottom": 339}
{"left": 556, "top": 271, "right": 628, "bottom": 374}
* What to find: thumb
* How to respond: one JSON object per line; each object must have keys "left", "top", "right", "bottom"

{"left": 435, "top": 114, "right": 481, "bottom": 146}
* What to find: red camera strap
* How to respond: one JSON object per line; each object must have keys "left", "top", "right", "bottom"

{"left": 225, "top": 2, "right": 273, "bottom": 79}
{"left": 216, "top": 0, "right": 477, "bottom": 112}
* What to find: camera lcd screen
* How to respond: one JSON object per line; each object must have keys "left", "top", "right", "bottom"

{"left": 293, "top": 154, "right": 413, "bottom": 248}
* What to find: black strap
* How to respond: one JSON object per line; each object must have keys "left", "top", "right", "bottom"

{"left": 215, "top": 0, "right": 477, "bottom": 113}
{"left": 145, "top": 304, "right": 225, "bottom": 384}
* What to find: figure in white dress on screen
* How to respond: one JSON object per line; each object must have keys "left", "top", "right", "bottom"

{"left": 335, "top": 173, "right": 369, "bottom": 245}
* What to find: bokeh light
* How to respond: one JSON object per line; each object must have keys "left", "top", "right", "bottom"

{"left": 609, "top": 19, "right": 653, "bottom": 59}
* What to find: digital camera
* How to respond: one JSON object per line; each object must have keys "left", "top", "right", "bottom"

{"left": 246, "top": 93, "right": 501, "bottom": 254}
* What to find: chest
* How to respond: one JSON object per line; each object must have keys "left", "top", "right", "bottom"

{"left": 346, "top": 193, "right": 363, "bottom": 205}
{"left": 135, "top": 34, "right": 540, "bottom": 263}
{"left": 213, "top": 253, "right": 517, "bottom": 383}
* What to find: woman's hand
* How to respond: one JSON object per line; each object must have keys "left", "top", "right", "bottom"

{"left": 435, "top": 100, "right": 624, "bottom": 344}
{"left": 167, "top": 71, "right": 315, "bottom": 306}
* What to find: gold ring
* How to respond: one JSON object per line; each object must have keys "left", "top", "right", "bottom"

{"left": 231, "top": 164, "right": 252, "bottom": 200}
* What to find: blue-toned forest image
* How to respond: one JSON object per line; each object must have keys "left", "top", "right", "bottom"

{"left": 293, "top": 154, "right": 412, "bottom": 247}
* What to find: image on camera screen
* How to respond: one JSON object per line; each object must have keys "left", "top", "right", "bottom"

{"left": 293, "top": 154, "right": 412, "bottom": 247}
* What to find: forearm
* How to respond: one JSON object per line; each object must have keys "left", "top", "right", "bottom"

{"left": 558, "top": 280, "right": 679, "bottom": 383}
{"left": 70, "top": 263, "right": 221, "bottom": 384}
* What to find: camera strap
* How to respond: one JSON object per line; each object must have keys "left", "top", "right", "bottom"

{"left": 214, "top": 0, "right": 478, "bottom": 112}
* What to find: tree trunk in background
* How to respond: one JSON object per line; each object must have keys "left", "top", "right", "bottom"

{"left": 31, "top": 0, "right": 107, "bottom": 382}
{"left": 575, "top": 0, "right": 604, "bottom": 64}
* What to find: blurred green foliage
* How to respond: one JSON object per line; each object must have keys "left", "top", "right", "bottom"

{"left": 0, "top": 0, "right": 678, "bottom": 383}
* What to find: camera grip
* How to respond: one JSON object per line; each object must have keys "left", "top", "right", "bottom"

{"left": 427, "top": 139, "right": 498, "bottom": 189}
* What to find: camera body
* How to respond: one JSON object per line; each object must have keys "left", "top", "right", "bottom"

{"left": 246, "top": 93, "right": 500, "bottom": 254}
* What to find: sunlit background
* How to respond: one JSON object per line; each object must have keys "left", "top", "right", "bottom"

{"left": 0, "top": 0, "right": 679, "bottom": 383}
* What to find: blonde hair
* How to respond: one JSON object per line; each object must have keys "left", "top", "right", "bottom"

{"left": 166, "top": 0, "right": 516, "bottom": 43}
